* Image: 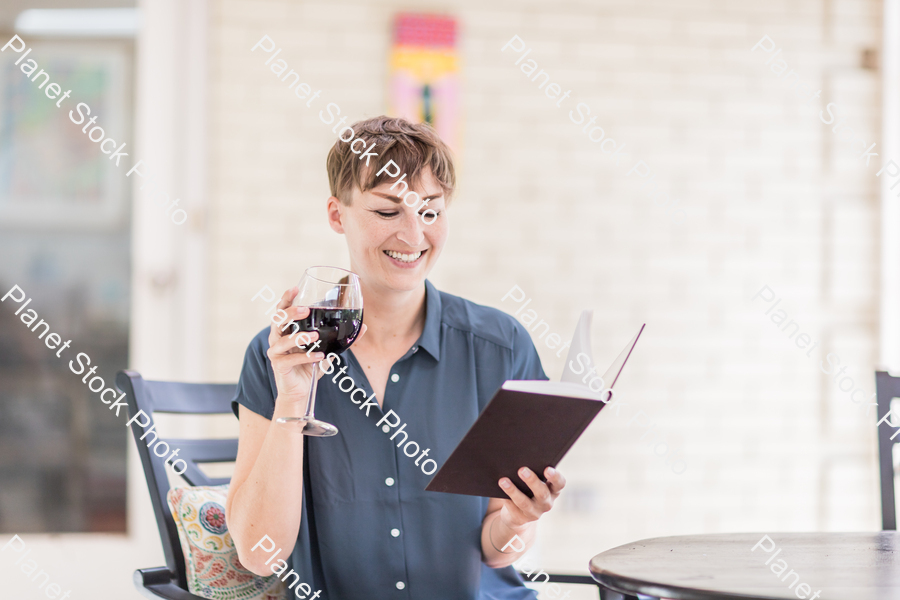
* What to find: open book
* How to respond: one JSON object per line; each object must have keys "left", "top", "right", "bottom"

{"left": 425, "top": 313, "right": 645, "bottom": 498}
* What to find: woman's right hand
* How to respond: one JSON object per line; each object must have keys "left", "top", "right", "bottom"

{"left": 266, "top": 286, "right": 326, "bottom": 412}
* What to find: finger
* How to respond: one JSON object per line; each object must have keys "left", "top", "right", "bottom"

{"left": 270, "top": 353, "right": 326, "bottom": 377}
{"left": 290, "top": 331, "right": 323, "bottom": 355}
{"left": 268, "top": 287, "right": 299, "bottom": 337}
{"left": 290, "top": 329, "right": 320, "bottom": 353}
{"left": 544, "top": 466, "right": 566, "bottom": 496}
{"left": 497, "top": 477, "right": 538, "bottom": 517}
{"left": 286, "top": 304, "right": 310, "bottom": 321}
{"left": 518, "top": 467, "right": 552, "bottom": 507}
{"left": 271, "top": 330, "right": 319, "bottom": 355}
{"left": 278, "top": 286, "right": 298, "bottom": 310}
{"left": 267, "top": 345, "right": 325, "bottom": 370}
{"left": 276, "top": 305, "right": 312, "bottom": 338}
{"left": 319, "top": 352, "right": 337, "bottom": 374}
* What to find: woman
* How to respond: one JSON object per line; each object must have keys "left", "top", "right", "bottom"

{"left": 225, "top": 116, "right": 566, "bottom": 599}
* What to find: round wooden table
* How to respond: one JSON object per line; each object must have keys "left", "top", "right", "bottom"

{"left": 589, "top": 532, "right": 900, "bottom": 600}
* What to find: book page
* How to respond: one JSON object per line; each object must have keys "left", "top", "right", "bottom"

{"left": 561, "top": 309, "right": 595, "bottom": 385}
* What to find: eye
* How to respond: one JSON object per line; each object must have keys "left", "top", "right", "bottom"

{"left": 375, "top": 210, "right": 399, "bottom": 218}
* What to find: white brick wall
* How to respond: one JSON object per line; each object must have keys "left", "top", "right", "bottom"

{"left": 206, "top": 0, "right": 883, "bottom": 584}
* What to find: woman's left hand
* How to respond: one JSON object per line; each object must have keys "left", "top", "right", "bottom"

{"left": 496, "top": 466, "right": 566, "bottom": 529}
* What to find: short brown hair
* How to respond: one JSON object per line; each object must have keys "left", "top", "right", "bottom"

{"left": 326, "top": 116, "right": 456, "bottom": 205}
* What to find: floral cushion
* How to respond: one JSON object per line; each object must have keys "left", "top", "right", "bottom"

{"left": 167, "top": 485, "right": 286, "bottom": 600}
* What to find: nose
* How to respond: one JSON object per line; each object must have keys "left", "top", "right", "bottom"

{"left": 396, "top": 207, "right": 425, "bottom": 247}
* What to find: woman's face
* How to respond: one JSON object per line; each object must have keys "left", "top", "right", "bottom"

{"left": 327, "top": 166, "right": 450, "bottom": 294}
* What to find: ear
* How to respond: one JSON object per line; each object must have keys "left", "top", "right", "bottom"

{"left": 326, "top": 196, "right": 346, "bottom": 234}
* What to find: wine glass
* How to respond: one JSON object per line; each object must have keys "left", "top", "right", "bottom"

{"left": 276, "top": 266, "right": 364, "bottom": 436}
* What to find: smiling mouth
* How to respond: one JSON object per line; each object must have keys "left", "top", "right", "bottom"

{"left": 384, "top": 249, "right": 424, "bottom": 264}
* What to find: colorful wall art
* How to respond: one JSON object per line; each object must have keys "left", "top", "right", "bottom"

{"left": 389, "top": 13, "right": 460, "bottom": 152}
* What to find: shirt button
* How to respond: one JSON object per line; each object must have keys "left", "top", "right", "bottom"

{"left": 412, "top": 346, "right": 418, "bottom": 352}
{"left": 391, "top": 528, "right": 400, "bottom": 537}
{"left": 391, "top": 373, "right": 400, "bottom": 383}
{"left": 385, "top": 477, "right": 395, "bottom": 486}
{"left": 396, "top": 582, "right": 406, "bottom": 590}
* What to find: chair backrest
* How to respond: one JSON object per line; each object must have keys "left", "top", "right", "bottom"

{"left": 115, "top": 369, "right": 238, "bottom": 591}
{"left": 875, "top": 371, "right": 900, "bottom": 530}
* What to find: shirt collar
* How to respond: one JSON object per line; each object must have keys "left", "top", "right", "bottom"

{"left": 416, "top": 279, "right": 442, "bottom": 361}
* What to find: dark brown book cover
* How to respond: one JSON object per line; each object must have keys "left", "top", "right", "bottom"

{"left": 425, "top": 384, "right": 608, "bottom": 498}
{"left": 425, "top": 324, "right": 644, "bottom": 499}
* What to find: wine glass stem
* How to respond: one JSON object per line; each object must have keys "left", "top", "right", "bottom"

{"left": 304, "top": 361, "right": 319, "bottom": 420}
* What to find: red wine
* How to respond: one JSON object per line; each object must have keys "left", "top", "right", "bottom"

{"left": 291, "top": 307, "right": 363, "bottom": 355}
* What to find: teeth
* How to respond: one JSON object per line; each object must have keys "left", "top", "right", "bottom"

{"left": 385, "top": 250, "right": 422, "bottom": 263}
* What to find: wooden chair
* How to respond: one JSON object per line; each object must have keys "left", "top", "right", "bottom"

{"left": 117, "top": 370, "right": 237, "bottom": 600}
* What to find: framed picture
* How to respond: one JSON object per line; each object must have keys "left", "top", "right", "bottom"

{"left": 0, "top": 40, "right": 131, "bottom": 230}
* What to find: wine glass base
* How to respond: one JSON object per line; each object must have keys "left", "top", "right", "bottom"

{"left": 276, "top": 416, "right": 339, "bottom": 437}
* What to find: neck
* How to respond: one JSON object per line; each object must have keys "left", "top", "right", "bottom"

{"left": 357, "top": 278, "right": 427, "bottom": 348}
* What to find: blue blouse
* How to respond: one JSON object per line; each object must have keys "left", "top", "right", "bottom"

{"left": 233, "top": 279, "right": 547, "bottom": 599}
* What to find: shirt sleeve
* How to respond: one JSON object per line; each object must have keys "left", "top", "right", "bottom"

{"left": 231, "top": 327, "right": 277, "bottom": 420}
{"left": 509, "top": 320, "right": 549, "bottom": 382}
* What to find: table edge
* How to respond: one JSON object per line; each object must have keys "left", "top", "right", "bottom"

{"left": 590, "top": 568, "right": 788, "bottom": 600}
